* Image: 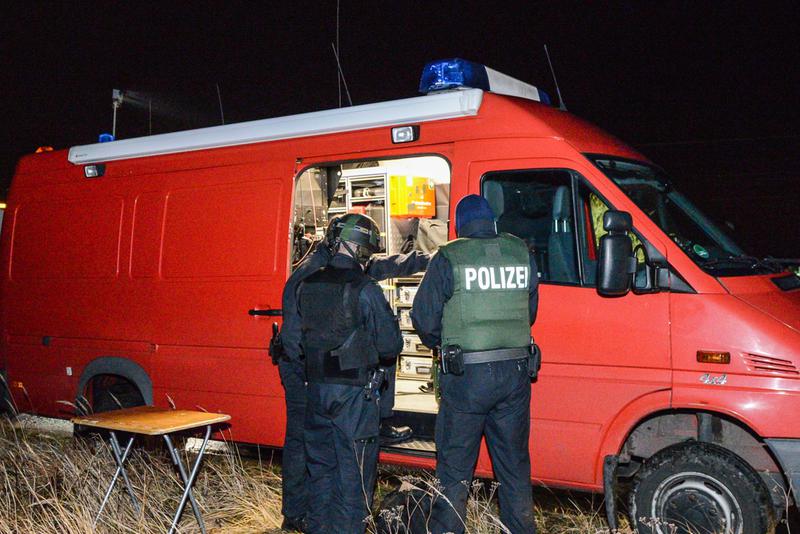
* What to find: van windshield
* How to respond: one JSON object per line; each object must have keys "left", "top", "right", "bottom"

{"left": 587, "top": 155, "right": 781, "bottom": 276}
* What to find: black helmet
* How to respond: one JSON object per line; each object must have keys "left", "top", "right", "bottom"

{"left": 329, "top": 213, "right": 382, "bottom": 260}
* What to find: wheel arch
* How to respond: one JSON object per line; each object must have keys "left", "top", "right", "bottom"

{"left": 594, "top": 388, "right": 672, "bottom": 484}
{"left": 595, "top": 391, "right": 784, "bottom": 485}
{"left": 602, "top": 403, "right": 788, "bottom": 515}
{"left": 76, "top": 357, "right": 153, "bottom": 406}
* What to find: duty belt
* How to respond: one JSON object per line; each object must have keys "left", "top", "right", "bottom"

{"left": 462, "top": 346, "right": 529, "bottom": 365}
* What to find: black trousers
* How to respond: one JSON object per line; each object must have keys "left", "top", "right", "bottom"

{"left": 278, "top": 359, "right": 308, "bottom": 520}
{"left": 304, "top": 382, "right": 380, "bottom": 534}
{"left": 278, "top": 359, "right": 395, "bottom": 520}
{"left": 431, "top": 358, "right": 535, "bottom": 534}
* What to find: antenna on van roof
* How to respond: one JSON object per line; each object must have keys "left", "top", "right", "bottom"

{"left": 331, "top": 42, "right": 353, "bottom": 106}
{"left": 544, "top": 45, "right": 568, "bottom": 111}
{"left": 332, "top": 0, "right": 352, "bottom": 107}
{"left": 215, "top": 83, "right": 225, "bottom": 125}
{"left": 336, "top": 0, "right": 342, "bottom": 107}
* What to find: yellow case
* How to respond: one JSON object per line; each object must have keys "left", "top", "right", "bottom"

{"left": 389, "top": 175, "right": 435, "bottom": 218}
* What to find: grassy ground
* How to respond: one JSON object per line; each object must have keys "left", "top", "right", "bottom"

{"left": 3, "top": 414, "right": 797, "bottom": 533}
{"left": 0, "top": 415, "right": 623, "bottom": 533}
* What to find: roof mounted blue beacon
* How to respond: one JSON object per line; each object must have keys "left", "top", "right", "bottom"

{"left": 419, "top": 58, "right": 490, "bottom": 93}
{"left": 420, "top": 58, "right": 551, "bottom": 105}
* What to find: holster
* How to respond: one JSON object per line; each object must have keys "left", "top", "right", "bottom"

{"left": 269, "top": 322, "right": 286, "bottom": 365}
{"left": 363, "top": 367, "right": 387, "bottom": 400}
{"left": 440, "top": 345, "right": 465, "bottom": 376}
{"left": 528, "top": 341, "right": 542, "bottom": 379}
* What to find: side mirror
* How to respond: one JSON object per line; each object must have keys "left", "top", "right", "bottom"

{"left": 597, "top": 211, "right": 636, "bottom": 297}
{"left": 632, "top": 243, "right": 670, "bottom": 294}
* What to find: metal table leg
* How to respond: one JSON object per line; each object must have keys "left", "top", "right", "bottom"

{"left": 164, "top": 425, "right": 211, "bottom": 534}
{"left": 95, "top": 431, "right": 139, "bottom": 526}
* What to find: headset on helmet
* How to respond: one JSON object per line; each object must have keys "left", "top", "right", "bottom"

{"left": 328, "top": 213, "right": 382, "bottom": 263}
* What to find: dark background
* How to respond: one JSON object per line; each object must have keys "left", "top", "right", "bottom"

{"left": 2, "top": 2, "right": 798, "bottom": 257}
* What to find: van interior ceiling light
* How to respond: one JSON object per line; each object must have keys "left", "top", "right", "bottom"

{"left": 419, "top": 58, "right": 552, "bottom": 105}
{"left": 391, "top": 125, "right": 419, "bottom": 144}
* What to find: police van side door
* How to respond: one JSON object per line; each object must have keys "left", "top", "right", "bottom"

{"left": 470, "top": 157, "right": 671, "bottom": 489}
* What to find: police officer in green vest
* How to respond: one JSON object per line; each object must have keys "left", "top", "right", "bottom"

{"left": 411, "top": 194, "right": 540, "bottom": 534}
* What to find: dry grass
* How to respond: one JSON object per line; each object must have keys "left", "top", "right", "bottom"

{"left": 374, "top": 474, "right": 626, "bottom": 534}
{"left": 0, "top": 416, "right": 284, "bottom": 533}
{"left": 0, "top": 414, "right": 630, "bottom": 533}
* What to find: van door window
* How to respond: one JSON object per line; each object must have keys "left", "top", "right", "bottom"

{"left": 574, "top": 180, "right": 647, "bottom": 286}
{"left": 482, "top": 169, "right": 579, "bottom": 284}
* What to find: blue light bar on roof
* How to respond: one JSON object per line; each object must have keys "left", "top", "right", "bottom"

{"left": 420, "top": 58, "right": 490, "bottom": 92}
{"left": 420, "top": 58, "right": 551, "bottom": 105}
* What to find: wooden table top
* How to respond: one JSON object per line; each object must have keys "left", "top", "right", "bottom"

{"left": 71, "top": 406, "right": 231, "bottom": 436}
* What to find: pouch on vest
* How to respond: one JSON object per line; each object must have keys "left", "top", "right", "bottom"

{"left": 320, "top": 351, "right": 365, "bottom": 384}
{"left": 332, "top": 325, "right": 378, "bottom": 370}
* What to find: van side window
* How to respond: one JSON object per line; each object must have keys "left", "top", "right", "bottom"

{"left": 482, "top": 170, "right": 579, "bottom": 284}
{"left": 574, "top": 181, "right": 646, "bottom": 286}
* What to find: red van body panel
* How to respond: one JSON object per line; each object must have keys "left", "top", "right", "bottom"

{"left": 671, "top": 287, "right": 800, "bottom": 439}
{"left": 719, "top": 275, "right": 800, "bottom": 333}
{"left": 2, "top": 91, "right": 798, "bottom": 492}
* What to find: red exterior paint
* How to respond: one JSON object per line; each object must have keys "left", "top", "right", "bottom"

{"left": 2, "top": 92, "right": 798, "bottom": 493}
{"left": 671, "top": 283, "right": 800, "bottom": 439}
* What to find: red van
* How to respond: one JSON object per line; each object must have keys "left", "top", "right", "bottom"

{"left": 2, "top": 59, "right": 798, "bottom": 533}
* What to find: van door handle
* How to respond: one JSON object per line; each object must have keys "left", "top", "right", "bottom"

{"left": 249, "top": 308, "right": 282, "bottom": 317}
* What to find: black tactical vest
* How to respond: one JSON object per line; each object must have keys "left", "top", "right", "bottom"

{"left": 299, "top": 264, "right": 377, "bottom": 385}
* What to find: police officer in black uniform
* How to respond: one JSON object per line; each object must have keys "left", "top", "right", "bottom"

{"left": 411, "top": 195, "right": 540, "bottom": 534}
{"left": 293, "top": 213, "right": 403, "bottom": 533}
{"left": 278, "top": 220, "right": 427, "bottom": 531}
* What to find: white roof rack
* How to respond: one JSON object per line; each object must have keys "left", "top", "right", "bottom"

{"left": 68, "top": 89, "right": 484, "bottom": 164}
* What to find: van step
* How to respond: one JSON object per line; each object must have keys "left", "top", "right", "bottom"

{"left": 382, "top": 438, "right": 436, "bottom": 457}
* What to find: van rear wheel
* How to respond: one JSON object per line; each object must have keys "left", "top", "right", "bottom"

{"left": 629, "top": 441, "right": 774, "bottom": 534}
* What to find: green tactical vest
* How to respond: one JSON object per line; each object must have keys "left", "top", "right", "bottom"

{"left": 439, "top": 233, "right": 531, "bottom": 352}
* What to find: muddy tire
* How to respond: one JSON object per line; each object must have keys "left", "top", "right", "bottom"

{"left": 630, "top": 440, "right": 774, "bottom": 534}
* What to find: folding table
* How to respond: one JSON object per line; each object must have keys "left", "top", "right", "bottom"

{"left": 72, "top": 406, "right": 231, "bottom": 534}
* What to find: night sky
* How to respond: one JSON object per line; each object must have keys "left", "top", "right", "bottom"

{"left": 2, "top": 2, "right": 798, "bottom": 257}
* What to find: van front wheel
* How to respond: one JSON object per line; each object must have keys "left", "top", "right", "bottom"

{"left": 629, "top": 441, "right": 774, "bottom": 534}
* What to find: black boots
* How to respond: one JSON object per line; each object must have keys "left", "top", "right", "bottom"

{"left": 281, "top": 515, "right": 307, "bottom": 532}
{"left": 379, "top": 422, "right": 413, "bottom": 445}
